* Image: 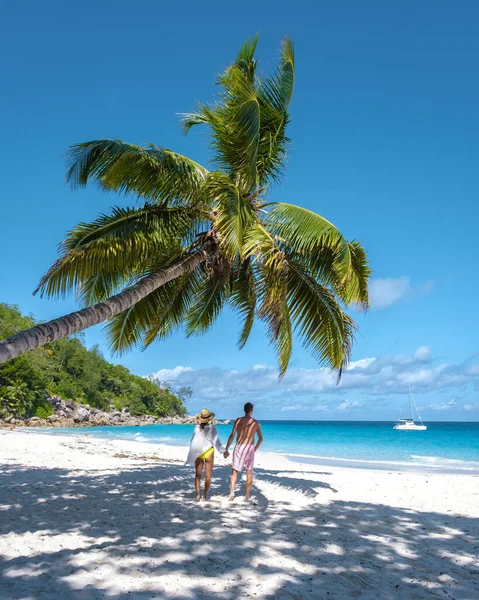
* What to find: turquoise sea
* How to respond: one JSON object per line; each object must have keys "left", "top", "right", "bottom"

{"left": 38, "top": 421, "right": 479, "bottom": 473}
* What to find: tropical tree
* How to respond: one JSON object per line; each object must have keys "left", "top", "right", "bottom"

{"left": 0, "top": 36, "right": 370, "bottom": 377}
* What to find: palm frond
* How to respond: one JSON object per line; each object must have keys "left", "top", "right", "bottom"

{"left": 252, "top": 38, "right": 295, "bottom": 184}
{"left": 335, "top": 241, "right": 371, "bottom": 309}
{"left": 243, "top": 222, "right": 284, "bottom": 269}
{"left": 62, "top": 205, "right": 197, "bottom": 251}
{"left": 214, "top": 66, "right": 261, "bottom": 189}
{"left": 257, "top": 262, "right": 292, "bottom": 376}
{"left": 206, "top": 173, "right": 257, "bottom": 258}
{"left": 143, "top": 269, "right": 202, "bottom": 347}
{"left": 229, "top": 259, "right": 257, "bottom": 349}
{"left": 258, "top": 37, "right": 295, "bottom": 112}
{"left": 180, "top": 111, "right": 211, "bottom": 135}
{"left": 234, "top": 33, "right": 260, "bottom": 82}
{"left": 66, "top": 139, "right": 208, "bottom": 205}
{"left": 255, "top": 110, "right": 291, "bottom": 184}
{"left": 186, "top": 262, "right": 231, "bottom": 336}
{"left": 265, "top": 202, "right": 352, "bottom": 279}
{"left": 180, "top": 35, "right": 295, "bottom": 190}
{"left": 106, "top": 270, "right": 201, "bottom": 353}
{"left": 265, "top": 301, "right": 292, "bottom": 377}
{"left": 34, "top": 205, "right": 192, "bottom": 300}
{"left": 287, "top": 262, "right": 356, "bottom": 375}
{"left": 77, "top": 272, "right": 127, "bottom": 306}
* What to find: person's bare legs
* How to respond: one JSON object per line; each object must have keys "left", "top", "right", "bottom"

{"left": 203, "top": 453, "right": 214, "bottom": 500}
{"left": 229, "top": 468, "right": 238, "bottom": 501}
{"left": 194, "top": 458, "right": 203, "bottom": 501}
{"left": 245, "top": 470, "right": 253, "bottom": 500}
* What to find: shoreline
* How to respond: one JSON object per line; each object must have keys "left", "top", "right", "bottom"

{"left": 20, "top": 424, "right": 479, "bottom": 475}
{"left": 287, "top": 452, "right": 479, "bottom": 474}
{"left": 0, "top": 428, "right": 478, "bottom": 599}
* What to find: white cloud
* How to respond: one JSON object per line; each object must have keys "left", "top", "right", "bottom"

{"left": 149, "top": 366, "right": 193, "bottom": 382}
{"left": 347, "top": 358, "right": 376, "bottom": 370}
{"left": 311, "top": 404, "right": 328, "bottom": 412}
{"left": 464, "top": 403, "right": 479, "bottom": 411}
{"left": 369, "top": 277, "right": 410, "bottom": 309}
{"left": 337, "top": 399, "right": 361, "bottom": 411}
{"left": 280, "top": 405, "right": 303, "bottom": 412}
{"left": 369, "top": 277, "right": 433, "bottom": 310}
{"left": 414, "top": 346, "right": 432, "bottom": 362}
{"left": 421, "top": 399, "right": 456, "bottom": 412}
{"left": 397, "top": 365, "right": 446, "bottom": 386}
{"left": 147, "top": 346, "right": 479, "bottom": 414}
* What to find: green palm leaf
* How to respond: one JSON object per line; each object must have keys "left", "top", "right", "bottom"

{"left": 257, "top": 263, "right": 292, "bottom": 375}
{"left": 143, "top": 269, "right": 202, "bottom": 347}
{"left": 234, "top": 33, "right": 260, "bottom": 82}
{"left": 186, "top": 262, "right": 231, "bottom": 336}
{"left": 181, "top": 68, "right": 261, "bottom": 190}
{"left": 62, "top": 205, "right": 197, "bottom": 251}
{"left": 66, "top": 139, "right": 208, "bottom": 205}
{"left": 335, "top": 241, "right": 371, "bottom": 309}
{"left": 258, "top": 37, "right": 295, "bottom": 112}
{"left": 106, "top": 270, "right": 200, "bottom": 353}
{"left": 266, "top": 202, "right": 352, "bottom": 279}
{"left": 35, "top": 205, "right": 193, "bottom": 300}
{"left": 229, "top": 259, "right": 257, "bottom": 349}
{"left": 206, "top": 173, "right": 257, "bottom": 258}
{"left": 287, "top": 262, "right": 356, "bottom": 375}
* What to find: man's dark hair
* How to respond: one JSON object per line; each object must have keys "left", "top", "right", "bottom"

{"left": 244, "top": 402, "right": 254, "bottom": 414}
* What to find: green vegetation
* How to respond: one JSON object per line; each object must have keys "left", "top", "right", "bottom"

{"left": 0, "top": 304, "right": 188, "bottom": 419}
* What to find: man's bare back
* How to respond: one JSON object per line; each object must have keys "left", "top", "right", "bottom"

{"left": 233, "top": 415, "right": 260, "bottom": 446}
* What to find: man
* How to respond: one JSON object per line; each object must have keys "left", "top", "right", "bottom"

{"left": 224, "top": 402, "right": 263, "bottom": 501}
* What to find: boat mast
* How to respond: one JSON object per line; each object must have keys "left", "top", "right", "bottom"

{"left": 409, "top": 385, "right": 425, "bottom": 426}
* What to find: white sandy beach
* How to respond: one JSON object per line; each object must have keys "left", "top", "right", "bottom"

{"left": 0, "top": 429, "right": 478, "bottom": 599}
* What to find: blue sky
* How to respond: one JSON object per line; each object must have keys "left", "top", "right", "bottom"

{"left": 1, "top": 1, "right": 478, "bottom": 420}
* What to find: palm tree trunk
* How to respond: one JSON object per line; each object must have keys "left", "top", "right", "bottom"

{"left": 0, "top": 250, "right": 207, "bottom": 365}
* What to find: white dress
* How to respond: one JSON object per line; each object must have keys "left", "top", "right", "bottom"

{"left": 185, "top": 424, "right": 226, "bottom": 466}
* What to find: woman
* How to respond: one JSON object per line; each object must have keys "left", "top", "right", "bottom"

{"left": 185, "top": 408, "right": 226, "bottom": 501}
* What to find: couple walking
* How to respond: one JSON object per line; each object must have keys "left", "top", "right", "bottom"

{"left": 185, "top": 402, "right": 263, "bottom": 502}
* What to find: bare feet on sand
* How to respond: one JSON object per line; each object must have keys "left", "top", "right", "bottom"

{"left": 228, "top": 494, "right": 235, "bottom": 501}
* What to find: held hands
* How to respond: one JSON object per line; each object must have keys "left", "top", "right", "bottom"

{"left": 223, "top": 450, "right": 230, "bottom": 459}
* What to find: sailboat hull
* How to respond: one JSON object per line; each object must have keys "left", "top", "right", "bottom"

{"left": 394, "top": 423, "right": 427, "bottom": 431}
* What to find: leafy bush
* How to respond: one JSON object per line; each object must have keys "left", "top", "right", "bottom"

{"left": 0, "top": 304, "right": 188, "bottom": 418}
{"left": 34, "top": 404, "right": 53, "bottom": 419}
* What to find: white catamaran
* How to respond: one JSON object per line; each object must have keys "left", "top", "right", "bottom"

{"left": 394, "top": 386, "right": 427, "bottom": 430}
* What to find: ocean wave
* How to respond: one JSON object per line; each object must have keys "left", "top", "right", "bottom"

{"left": 267, "top": 451, "right": 479, "bottom": 471}
{"left": 131, "top": 433, "right": 149, "bottom": 442}
{"left": 409, "top": 455, "right": 479, "bottom": 468}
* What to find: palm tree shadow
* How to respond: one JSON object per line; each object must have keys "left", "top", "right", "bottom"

{"left": 254, "top": 467, "right": 338, "bottom": 496}
{"left": 0, "top": 462, "right": 477, "bottom": 599}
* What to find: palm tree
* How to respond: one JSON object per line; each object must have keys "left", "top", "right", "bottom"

{"left": 0, "top": 36, "right": 370, "bottom": 376}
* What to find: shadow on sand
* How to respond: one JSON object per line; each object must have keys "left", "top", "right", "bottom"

{"left": 0, "top": 461, "right": 477, "bottom": 599}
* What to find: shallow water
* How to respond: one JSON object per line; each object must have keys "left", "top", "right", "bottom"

{"left": 35, "top": 420, "right": 479, "bottom": 472}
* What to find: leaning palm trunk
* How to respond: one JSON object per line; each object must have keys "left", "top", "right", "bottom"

{"left": 0, "top": 251, "right": 206, "bottom": 364}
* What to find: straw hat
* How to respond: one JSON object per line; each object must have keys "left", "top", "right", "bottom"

{"left": 197, "top": 408, "right": 215, "bottom": 424}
